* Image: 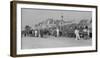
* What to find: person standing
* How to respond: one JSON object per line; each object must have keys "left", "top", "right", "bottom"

{"left": 83, "top": 26, "right": 89, "bottom": 40}
{"left": 74, "top": 27, "right": 80, "bottom": 40}
{"left": 56, "top": 28, "right": 59, "bottom": 37}
{"left": 35, "top": 30, "right": 38, "bottom": 37}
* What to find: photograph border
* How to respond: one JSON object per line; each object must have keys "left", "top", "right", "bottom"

{"left": 10, "top": 1, "right": 98, "bottom": 57}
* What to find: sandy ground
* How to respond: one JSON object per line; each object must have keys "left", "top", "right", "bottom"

{"left": 21, "top": 36, "right": 92, "bottom": 49}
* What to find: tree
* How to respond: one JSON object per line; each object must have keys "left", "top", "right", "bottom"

{"left": 25, "top": 25, "right": 31, "bottom": 31}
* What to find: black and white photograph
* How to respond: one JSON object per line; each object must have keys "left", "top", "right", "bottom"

{"left": 21, "top": 8, "right": 92, "bottom": 49}
{"left": 10, "top": 1, "right": 97, "bottom": 57}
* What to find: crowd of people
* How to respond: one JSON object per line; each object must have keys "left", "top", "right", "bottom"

{"left": 74, "top": 26, "right": 91, "bottom": 40}
{"left": 21, "top": 25, "right": 92, "bottom": 40}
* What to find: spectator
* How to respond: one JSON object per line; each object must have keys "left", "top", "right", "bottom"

{"left": 83, "top": 26, "right": 89, "bottom": 40}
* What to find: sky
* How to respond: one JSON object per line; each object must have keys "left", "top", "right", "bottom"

{"left": 21, "top": 8, "right": 92, "bottom": 30}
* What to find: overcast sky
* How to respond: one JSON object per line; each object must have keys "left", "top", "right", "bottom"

{"left": 21, "top": 8, "right": 92, "bottom": 29}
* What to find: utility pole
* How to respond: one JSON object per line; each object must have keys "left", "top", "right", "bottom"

{"left": 60, "top": 15, "right": 64, "bottom": 30}
{"left": 61, "top": 15, "right": 63, "bottom": 21}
